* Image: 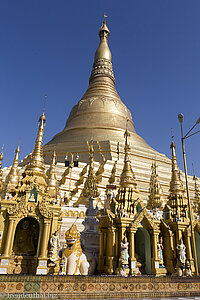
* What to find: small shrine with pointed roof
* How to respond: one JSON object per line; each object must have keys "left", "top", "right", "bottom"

{"left": 98, "top": 128, "right": 167, "bottom": 276}
{"left": 0, "top": 110, "right": 62, "bottom": 275}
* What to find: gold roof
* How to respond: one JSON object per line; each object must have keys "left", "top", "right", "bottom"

{"left": 46, "top": 18, "right": 153, "bottom": 151}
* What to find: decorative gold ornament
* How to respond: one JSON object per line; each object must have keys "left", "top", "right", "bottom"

{"left": 147, "top": 161, "right": 162, "bottom": 210}
{"left": 82, "top": 142, "right": 99, "bottom": 199}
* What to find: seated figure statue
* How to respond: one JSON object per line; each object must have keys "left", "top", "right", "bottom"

{"left": 62, "top": 224, "right": 89, "bottom": 275}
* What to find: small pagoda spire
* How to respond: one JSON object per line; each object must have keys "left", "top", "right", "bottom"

{"left": 193, "top": 174, "right": 200, "bottom": 202}
{"left": 192, "top": 164, "right": 200, "bottom": 201}
{"left": 147, "top": 160, "right": 162, "bottom": 210}
{"left": 169, "top": 137, "right": 184, "bottom": 193}
{"left": 25, "top": 111, "right": 46, "bottom": 175}
{"left": 0, "top": 145, "right": 4, "bottom": 189}
{"left": 192, "top": 165, "right": 200, "bottom": 214}
{"left": 82, "top": 142, "right": 99, "bottom": 199}
{"left": 46, "top": 150, "right": 58, "bottom": 197}
{"left": 115, "top": 127, "right": 140, "bottom": 217}
{"left": 5, "top": 145, "right": 20, "bottom": 189}
{"left": 0, "top": 145, "right": 4, "bottom": 176}
{"left": 166, "top": 137, "right": 188, "bottom": 223}
{"left": 120, "top": 126, "right": 137, "bottom": 190}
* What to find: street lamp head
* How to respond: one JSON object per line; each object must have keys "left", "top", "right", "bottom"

{"left": 196, "top": 117, "right": 200, "bottom": 125}
{"left": 178, "top": 113, "right": 184, "bottom": 124}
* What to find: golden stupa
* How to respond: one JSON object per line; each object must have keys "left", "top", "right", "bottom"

{"left": 45, "top": 17, "right": 154, "bottom": 158}
{"left": 44, "top": 17, "right": 196, "bottom": 206}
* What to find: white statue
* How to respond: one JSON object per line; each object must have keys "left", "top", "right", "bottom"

{"left": 157, "top": 237, "right": 164, "bottom": 266}
{"left": 120, "top": 237, "right": 129, "bottom": 264}
{"left": 177, "top": 239, "right": 186, "bottom": 264}
{"left": 62, "top": 225, "right": 89, "bottom": 275}
{"left": 176, "top": 239, "right": 186, "bottom": 276}
{"left": 49, "top": 231, "right": 60, "bottom": 266}
{"left": 118, "top": 237, "right": 129, "bottom": 276}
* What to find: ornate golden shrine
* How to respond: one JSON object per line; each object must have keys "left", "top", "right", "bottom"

{"left": 98, "top": 130, "right": 167, "bottom": 276}
{"left": 98, "top": 130, "right": 200, "bottom": 276}
{"left": 0, "top": 111, "right": 61, "bottom": 275}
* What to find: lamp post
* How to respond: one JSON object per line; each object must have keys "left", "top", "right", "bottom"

{"left": 178, "top": 113, "right": 200, "bottom": 276}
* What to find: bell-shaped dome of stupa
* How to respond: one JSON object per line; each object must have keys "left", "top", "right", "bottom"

{"left": 46, "top": 17, "right": 153, "bottom": 155}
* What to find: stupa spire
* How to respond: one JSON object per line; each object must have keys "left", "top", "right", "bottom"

{"left": 46, "top": 150, "right": 58, "bottom": 197}
{"left": 94, "top": 15, "right": 111, "bottom": 61}
{"left": 166, "top": 137, "right": 189, "bottom": 223}
{"left": 0, "top": 145, "right": 4, "bottom": 177}
{"left": 147, "top": 160, "right": 162, "bottom": 210}
{"left": 193, "top": 170, "right": 200, "bottom": 202}
{"left": 169, "top": 137, "right": 184, "bottom": 193}
{"left": 82, "top": 142, "right": 99, "bottom": 200}
{"left": 120, "top": 127, "right": 137, "bottom": 189}
{"left": 25, "top": 111, "right": 46, "bottom": 175}
{"left": 5, "top": 145, "right": 20, "bottom": 190}
{"left": 89, "top": 15, "right": 115, "bottom": 84}
{"left": 192, "top": 165, "right": 200, "bottom": 214}
{"left": 0, "top": 145, "right": 4, "bottom": 190}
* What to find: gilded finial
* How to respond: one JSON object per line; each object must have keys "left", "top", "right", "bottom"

{"left": 147, "top": 160, "right": 162, "bottom": 210}
{"left": 0, "top": 145, "right": 4, "bottom": 185}
{"left": 82, "top": 141, "right": 99, "bottom": 199}
{"left": 192, "top": 163, "right": 196, "bottom": 181}
{"left": 103, "top": 14, "right": 108, "bottom": 24}
{"left": 94, "top": 15, "right": 111, "bottom": 62}
{"left": 0, "top": 144, "right": 4, "bottom": 161}
{"left": 192, "top": 164, "right": 200, "bottom": 208}
{"left": 99, "top": 14, "right": 110, "bottom": 35}
{"left": 43, "top": 94, "right": 47, "bottom": 113}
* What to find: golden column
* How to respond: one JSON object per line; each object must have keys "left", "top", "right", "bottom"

{"left": 106, "top": 228, "right": 114, "bottom": 274}
{"left": 152, "top": 231, "right": 159, "bottom": 261}
{"left": 98, "top": 229, "right": 105, "bottom": 273}
{"left": 118, "top": 223, "right": 127, "bottom": 255}
{"left": 129, "top": 227, "right": 136, "bottom": 275}
{"left": 185, "top": 228, "right": 195, "bottom": 272}
{"left": 39, "top": 219, "right": 51, "bottom": 259}
{"left": 2, "top": 217, "right": 16, "bottom": 257}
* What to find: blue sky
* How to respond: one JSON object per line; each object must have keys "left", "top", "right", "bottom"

{"left": 1, "top": 0, "right": 200, "bottom": 176}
